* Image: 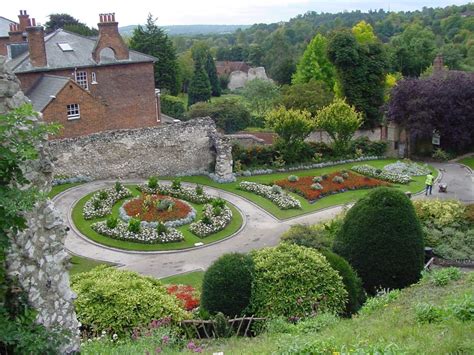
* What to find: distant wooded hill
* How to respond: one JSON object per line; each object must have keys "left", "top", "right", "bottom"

{"left": 119, "top": 24, "right": 251, "bottom": 36}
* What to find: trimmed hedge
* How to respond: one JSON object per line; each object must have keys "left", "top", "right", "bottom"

{"left": 334, "top": 188, "right": 424, "bottom": 294}
{"left": 71, "top": 266, "right": 188, "bottom": 335}
{"left": 250, "top": 244, "right": 347, "bottom": 318}
{"left": 201, "top": 253, "right": 254, "bottom": 317}
{"left": 161, "top": 95, "right": 186, "bottom": 119}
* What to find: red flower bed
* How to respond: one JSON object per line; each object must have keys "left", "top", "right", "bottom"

{"left": 275, "top": 171, "right": 389, "bottom": 202}
{"left": 166, "top": 284, "right": 200, "bottom": 311}
{"left": 123, "top": 194, "right": 191, "bottom": 222}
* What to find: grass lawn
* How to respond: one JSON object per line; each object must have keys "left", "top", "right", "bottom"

{"left": 48, "top": 182, "right": 83, "bottom": 199}
{"left": 203, "top": 272, "right": 474, "bottom": 354}
{"left": 69, "top": 255, "right": 113, "bottom": 276}
{"left": 459, "top": 157, "right": 474, "bottom": 170}
{"left": 71, "top": 185, "right": 243, "bottom": 251}
{"left": 177, "top": 159, "right": 437, "bottom": 220}
{"left": 160, "top": 271, "right": 205, "bottom": 290}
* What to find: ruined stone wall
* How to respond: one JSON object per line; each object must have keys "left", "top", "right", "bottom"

{"left": 0, "top": 56, "right": 80, "bottom": 353}
{"left": 48, "top": 118, "right": 233, "bottom": 181}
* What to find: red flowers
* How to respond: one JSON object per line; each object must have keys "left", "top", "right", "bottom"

{"left": 275, "top": 171, "right": 388, "bottom": 201}
{"left": 166, "top": 284, "right": 200, "bottom": 311}
{"left": 124, "top": 194, "right": 191, "bottom": 222}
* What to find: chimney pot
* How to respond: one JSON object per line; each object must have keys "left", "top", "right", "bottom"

{"left": 93, "top": 12, "right": 129, "bottom": 62}
{"left": 32, "top": 18, "right": 36, "bottom": 26}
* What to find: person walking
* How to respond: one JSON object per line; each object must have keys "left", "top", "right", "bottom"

{"left": 425, "top": 172, "right": 434, "bottom": 196}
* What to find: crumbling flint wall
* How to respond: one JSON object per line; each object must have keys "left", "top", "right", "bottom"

{"left": 1, "top": 57, "right": 80, "bottom": 352}
{"left": 49, "top": 118, "right": 234, "bottom": 182}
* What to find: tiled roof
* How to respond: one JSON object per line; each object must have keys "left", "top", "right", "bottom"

{"left": 26, "top": 75, "right": 70, "bottom": 112}
{"left": 0, "top": 16, "right": 16, "bottom": 37}
{"left": 8, "top": 29, "right": 156, "bottom": 73}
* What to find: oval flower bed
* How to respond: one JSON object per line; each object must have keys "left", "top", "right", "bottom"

{"left": 275, "top": 171, "right": 389, "bottom": 202}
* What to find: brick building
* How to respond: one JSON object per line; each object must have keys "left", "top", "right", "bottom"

{"left": 1, "top": 11, "right": 160, "bottom": 139}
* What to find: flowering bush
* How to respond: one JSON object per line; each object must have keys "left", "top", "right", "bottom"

{"left": 288, "top": 175, "right": 299, "bottom": 182}
{"left": 138, "top": 183, "right": 212, "bottom": 204}
{"left": 83, "top": 186, "right": 132, "bottom": 219}
{"left": 351, "top": 164, "right": 411, "bottom": 184}
{"left": 275, "top": 171, "right": 388, "bottom": 201}
{"left": 238, "top": 181, "right": 301, "bottom": 209}
{"left": 189, "top": 204, "right": 233, "bottom": 237}
{"left": 311, "top": 183, "right": 323, "bottom": 190}
{"left": 413, "top": 199, "right": 466, "bottom": 227}
{"left": 313, "top": 176, "right": 323, "bottom": 183}
{"left": 383, "top": 160, "right": 430, "bottom": 176}
{"left": 91, "top": 220, "right": 184, "bottom": 244}
{"left": 166, "top": 285, "right": 200, "bottom": 311}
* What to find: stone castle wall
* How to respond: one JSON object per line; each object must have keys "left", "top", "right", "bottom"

{"left": 49, "top": 118, "right": 234, "bottom": 181}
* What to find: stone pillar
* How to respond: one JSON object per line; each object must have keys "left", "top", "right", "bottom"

{"left": 0, "top": 56, "right": 80, "bottom": 353}
{"left": 209, "top": 131, "right": 235, "bottom": 183}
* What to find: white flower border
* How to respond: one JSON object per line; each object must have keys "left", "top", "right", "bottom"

{"left": 189, "top": 204, "right": 233, "bottom": 238}
{"left": 351, "top": 164, "right": 411, "bottom": 184}
{"left": 83, "top": 186, "right": 132, "bottom": 220}
{"left": 91, "top": 220, "right": 184, "bottom": 244}
{"left": 238, "top": 181, "right": 301, "bottom": 210}
{"left": 137, "top": 183, "right": 212, "bottom": 204}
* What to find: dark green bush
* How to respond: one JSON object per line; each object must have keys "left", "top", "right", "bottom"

{"left": 148, "top": 176, "right": 158, "bottom": 189}
{"left": 161, "top": 95, "right": 186, "bottom": 119}
{"left": 350, "top": 137, "right": 387, "bottom": 156}
{"left": 334, "top": 188, "right": 425, "bottom": 294}
{"left": 319, "top": 250, "right": 366, "bottom": 315}
{"left": 201, "top": 253, "right": 254, "bottom": 317}
{"left": 128, "top": 218, "right": 141, "bottom": 233}
{"left": 280, "top": 224, "right": 334, "bottom": 251}
{"left": 106, "top": 216, "right": 118, "bottom": 229}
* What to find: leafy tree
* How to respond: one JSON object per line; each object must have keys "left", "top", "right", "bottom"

{"left": 389, "top": 23, "right": 436, "bottom": 77}
{"left": 292, "top": 34, "right": 336, "bottom": 90}
{"left": 187, "top": 59, "right": 211, "bottom": 107}
{"left": 45, "top": 13, "right": 98, "bottom": 36}
{"left": 177, "top": 50, "right": 194, "bottom": 92}
{"left": 327, "top": 29, "right": 387, "bottom": 128}
{"left": 248, "top": 44, "right": 265, "bottom": 66}
{"left": 334, "top": 188, "right": 425, "bottom": 294}
{"left": 352, "top": 20, "right": 377, "bottom": 45}
{"left": 316, "top": 98, "right": 363, "bottom": 156}
{"left": 240, "top": 79, "right": 281, "bottom": 120}
{"left": 130, "top": 14, "right": 180, "bottom": 95}
{"left": 386, "top": 71, "right": 474, "bottom": 153}
{"left": 263, "top": 30, "right": 296, "bottom": 84}
{"left": 187, "top": 97, "right": 250, "bottom": 133}
{"left": 281, "top": 79, "right": 334, "bottom": 116}
{"left": 201, "top": 253, "right": 254, "bottom": 316}
{"left": 265, "top": 107, "right": 316, "bottom": 162}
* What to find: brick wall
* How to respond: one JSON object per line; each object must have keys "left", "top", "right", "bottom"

{"left": 19, "top": 61, "right": 158, "bottom": 138}
{"left": 0, "top": 37, "right": 9, "bottom": 56}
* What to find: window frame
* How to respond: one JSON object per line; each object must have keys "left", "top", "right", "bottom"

{"left": 67, "top": 103, "right": 80, "bottom": 120}
{"left": 75, "top": 71, "right": 89, "bottom": 90}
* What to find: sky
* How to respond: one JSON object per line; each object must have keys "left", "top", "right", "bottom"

{"left": 1, "top": 0, "right": 469, "bottom": 27}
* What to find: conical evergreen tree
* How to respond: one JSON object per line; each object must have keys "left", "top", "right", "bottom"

{"left": 188, "top": 59, "right": 211, "bottom": 107}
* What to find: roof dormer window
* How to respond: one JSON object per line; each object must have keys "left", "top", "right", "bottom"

{"left": 58, "top": 43, "right": 73, "bottom": 52}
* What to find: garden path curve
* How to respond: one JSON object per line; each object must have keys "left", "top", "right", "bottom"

{"left": 54, "top": 162, "right": 472, "bottom": 279}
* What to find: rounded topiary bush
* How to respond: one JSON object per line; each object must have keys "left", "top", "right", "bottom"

{"left": 201, "top": 253, "right": 254, "bottom": 317}
{"left": 319, "top": 249, "right": 366, "bottom": 315}
{"left": 250, "top": 244, "right": 347, "bottom": 318}
{"left": 71, "top": 266, "right": 188, "bottom": 335}
{"left": 333, "top": 187, "right": 424, "bottom": 294}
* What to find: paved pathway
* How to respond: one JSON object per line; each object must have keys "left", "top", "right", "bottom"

{"left": 54, "top": 162, "right": 473, "bottom": 279}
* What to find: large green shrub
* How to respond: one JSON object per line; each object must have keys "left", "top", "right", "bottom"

{"left": 250, "top": 244, "right": 347, "bottom": 318}
{"left": 201, "top": 253, "right": 254, "bottom": 317}
{"left": 161, "top": 95, "right": 186, "bottom": 119}
{"left": 71, "top": 266, "right": 188, "bottom": 335}
{"left": 319, "top": 250, "right": 366, "bottom": 315}
{"left": 334, "top": 188, "right": 424, "bottom": 293}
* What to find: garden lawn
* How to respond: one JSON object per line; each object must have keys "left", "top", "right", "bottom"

{"left": 72, "top": 185, "right": 243, "bottom": 251}
{"left": 203, "top": 273, "right": 474, "bottom": 354}
{"left": 69, "top": 255, "right": 113, "bottom": 276}
{"left": 178, "top": 159, "right": 437, "bottom": 219}
{"left": 160, "top": 271, "right": 205, "bottom": 291}
{"left": 48, "top": 182, "right": 83, "bottom": 199}
{"left": 460, "top": 157, "right": 474, "bottom": 170}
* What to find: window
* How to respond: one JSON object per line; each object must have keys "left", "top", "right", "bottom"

{"left": 58, "top": 43, "right": 73, "bottom": 52}
{"left": 67, "top": 104, "right": 80, "bottom": 119}
{"left": 75, "top": 71, "right": 88, "bottom": 90}
{"left": 91, "top": 72, "right": 97, "bottom": 84}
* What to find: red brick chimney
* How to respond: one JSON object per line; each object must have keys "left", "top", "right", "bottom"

{"left": 18, "top": 10, "right": 30, "bottom": 32}
{"left": 8, "top": 23, "right": 23, "bottom": 43}
{"left": 92, "top": 13, "right": 129, "bottom": 62}
{"left": 26, "top": 19, "right": 47, "bottom": 68}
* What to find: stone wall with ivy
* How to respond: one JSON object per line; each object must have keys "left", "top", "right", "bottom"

{"left": 49, "top": 118, "right": 234, "bottom": 181}
{"left": 0, "top": 57, "right": 80, "bottom": 353}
